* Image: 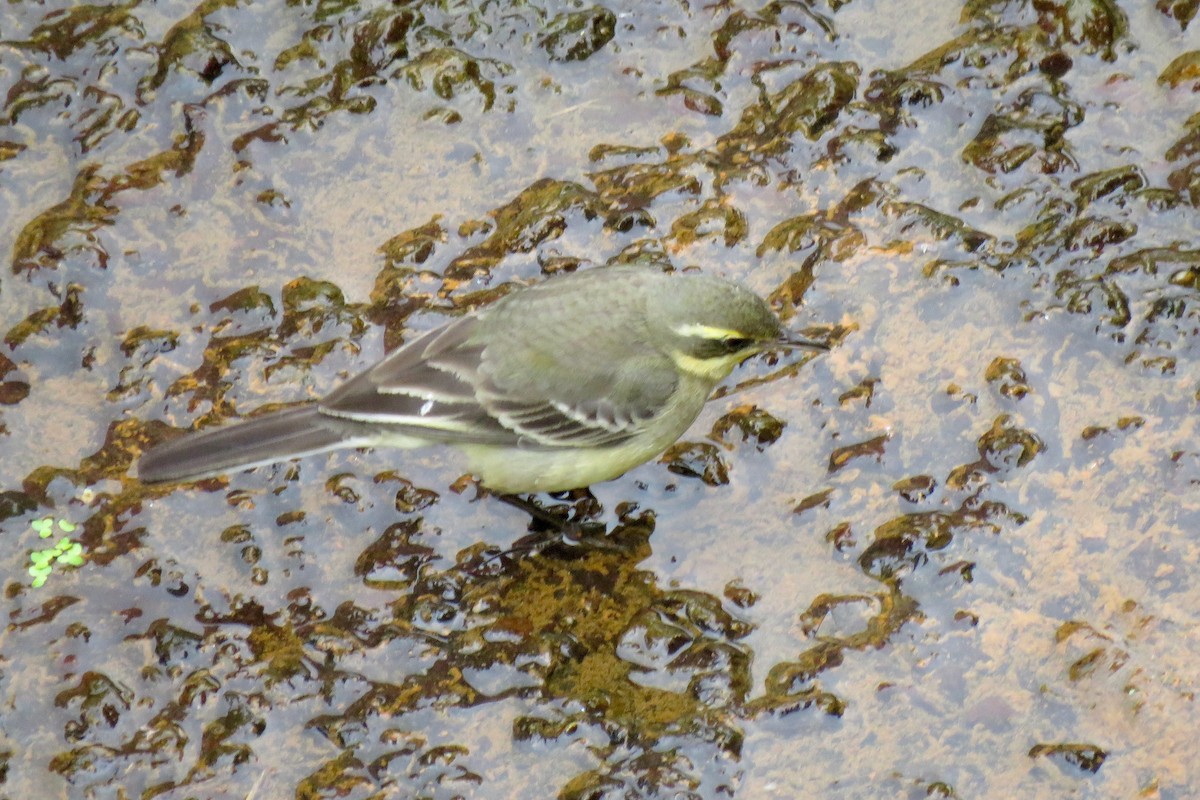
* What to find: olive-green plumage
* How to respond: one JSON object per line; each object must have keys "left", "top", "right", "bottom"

{"left": 138, "top": 266, "right": 826, "bottom": 491}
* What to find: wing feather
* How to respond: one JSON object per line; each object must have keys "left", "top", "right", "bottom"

{"left": 318, "top": 300, "right": 678, "bottom": 450}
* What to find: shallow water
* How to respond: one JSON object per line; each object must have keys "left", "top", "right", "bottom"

{"left": 1, "top": 0, "right": 1198, "bottom": 797}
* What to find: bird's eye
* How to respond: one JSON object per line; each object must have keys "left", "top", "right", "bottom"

{"left": 720, "top": 337, "right": 754, "bottom": 353}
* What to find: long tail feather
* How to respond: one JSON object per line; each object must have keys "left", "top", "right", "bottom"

{"left": 138, "top": 405, "right": 362, "bottom": 483}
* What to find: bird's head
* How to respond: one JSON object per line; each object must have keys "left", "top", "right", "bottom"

{"left": 650, "top": 274, "right": 828, "bottom": 382}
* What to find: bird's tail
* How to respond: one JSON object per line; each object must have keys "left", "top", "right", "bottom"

{"left": 138, "top": 404, "right": 364, "bottom": 484}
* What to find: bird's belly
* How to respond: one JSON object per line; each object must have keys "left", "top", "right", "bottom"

{"left": 461, "top": 439, "right": 672, "bottom": 494}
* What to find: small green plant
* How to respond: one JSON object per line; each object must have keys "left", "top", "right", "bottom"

{"left": 28, "top": 517, "right": 84, "bottom": 588}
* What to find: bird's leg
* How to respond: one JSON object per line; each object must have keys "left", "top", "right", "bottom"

{"left": 458, "top": 489, "right": 627, "bottom": 577}
{"left": 452, "top": 476, "right": 587, "bottom": 531}
{"left": 492, "top": 491, "right": 604, "bottom": 542}
{"left": 495, "top": 492, "right": 572, "bottom": 533}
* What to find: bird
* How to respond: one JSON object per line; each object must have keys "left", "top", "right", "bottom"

{"left": 138, "top": 266, "right": 827, "bottom": 492}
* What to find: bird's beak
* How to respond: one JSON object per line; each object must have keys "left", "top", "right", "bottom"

{"left": 776, "top": 330, "right": 830, "bottom": 351}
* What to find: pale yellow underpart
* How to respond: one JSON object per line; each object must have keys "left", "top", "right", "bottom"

{"left": 461, "top": 438, "right": 671, "bottom": 493}
{"left": 668, "top": 349, "right": 746, "bottom": 382}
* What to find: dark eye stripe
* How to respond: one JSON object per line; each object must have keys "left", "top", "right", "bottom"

{"left": 720, "top": 337, "right": 754, "bottom": 353}
{"left": 686, "top": 335, "right": 758, "bottom": 360}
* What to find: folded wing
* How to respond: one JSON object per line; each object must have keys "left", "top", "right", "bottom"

{"left": 319, "top": 313, "right": 678, "bottom": 450}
